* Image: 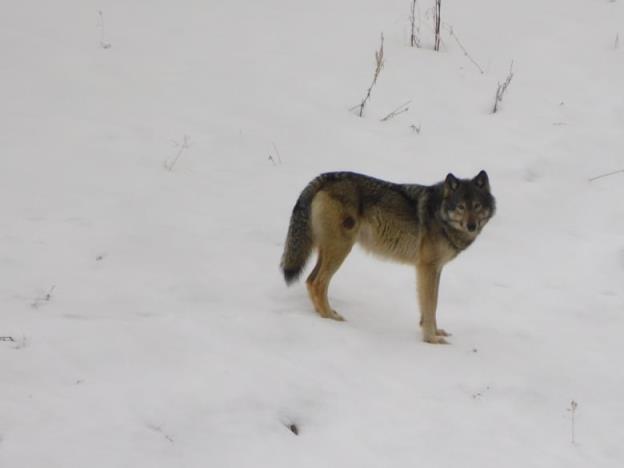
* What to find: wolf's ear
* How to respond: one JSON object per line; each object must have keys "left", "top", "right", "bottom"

{"left": 473, "top": 170, "right": 489, "bottom": 190}
{"left": 444, "top": 173, "right": 460, "bottom": 192}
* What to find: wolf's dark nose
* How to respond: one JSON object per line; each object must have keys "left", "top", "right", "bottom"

{"left": 467, "top": 222, "right": 477, "bottom": 232}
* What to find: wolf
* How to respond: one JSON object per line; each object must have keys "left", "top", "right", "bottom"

{"left": 280, "top": 171, "right": 495, "bottom": 343}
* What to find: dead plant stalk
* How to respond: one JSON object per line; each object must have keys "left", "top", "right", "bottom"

{"left": 434, "top": 0, "right": 441, "bottom": 51}
{"left": 492, "top": 61, "right": 514, "bottom": 113}
{"left": 356, "top": 34, "right": 385, "bottom": 117}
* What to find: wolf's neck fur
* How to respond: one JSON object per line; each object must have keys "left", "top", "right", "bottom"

{"left": 438, "top": 221, "right": 474, "bottom": 252}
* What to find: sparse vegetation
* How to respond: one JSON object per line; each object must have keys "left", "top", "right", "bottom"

{"left": 164, "top": 135, "right": 191, "bottom": 171}
{"left": 353, "top": 34, "right": 385, "bottom": 117}
{"left": 567, "top": 400, "right": 579, "bottom": 445}
{"left": 444, "top": 24, "right": 484, "bottom": 74}
{"left": 492, "top": 61, "right": 514, "bottom": 113}
{"left": 268, "top": 142, "right": 283, "bottom": 166}
{"left": 588, "top": 168, "right": 624, "bottom": 182}
{"left": 381, "top": 101, "right": 411, "bottom": 122}
{"left": 97, "top": 10, "right": 112, "bottom": 49}
{"left": 31, "top": 285, "right": 56, "bottom": 309}
{"left": 434, "top": 0, "right": 442, "bottom": 51}
{"left": 409, "top": 0, "right": 421, "bottom": 47}
{"left": 146, "top": 423, "right": 175, "bottom": 444}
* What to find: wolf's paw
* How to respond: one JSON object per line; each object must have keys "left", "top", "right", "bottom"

{"left": 320, "top": 309, "right": 345, "bottom": 321}
{"left": 326, "top": 309, "right": 345, "bottom": 321}
{"left": 436, "top": 328, "right": 452, "bottom": 337}
{"left": 423, "top": 334, "right": 449, "bottom": 344}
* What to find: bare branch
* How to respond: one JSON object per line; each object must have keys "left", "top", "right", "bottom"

{"left": 492, "top": 61, "right": 514, "bottom": 113}
{"left": 271, "top": 142, "right": 283, "bottom": 164}
{"left": 146, "top": 423, "right": 175, "bottom": 444}
{"left": 434, "top": 0, "right": 442, "bottom": 52}
{"left": 567, "top": 400, "right": 578, "bottom": 445}
{"left": 380, "top": 101, "right": 411, "bottom": 122}
{"left": 164, "top": 135, "right": 191, "bottom": 171}
{"left": 588, "top": 169, "right": 624, "bottom": 182}
{"left": 355, "top": 33, "right": 385, "bottom": 118}
{"left": 444, "top": 24, "right": 484, "bottom": 74}
{"left": 97, "top": 10, "right": 112, "bottom": 49}
{"left": 409, "top": 0, "right": 421, "bottom": 47}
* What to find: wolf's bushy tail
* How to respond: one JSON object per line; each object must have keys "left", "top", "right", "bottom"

{"left": 280, "top": 175, "right": 331, "bottom": 284}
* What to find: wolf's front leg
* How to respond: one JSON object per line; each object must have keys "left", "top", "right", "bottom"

{"left": 417, "top": 263, "right": 448, "bottom": 344}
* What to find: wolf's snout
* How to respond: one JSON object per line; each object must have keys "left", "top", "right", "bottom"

{"left": 467, "top": 222, "right": 477, "bottom": 232}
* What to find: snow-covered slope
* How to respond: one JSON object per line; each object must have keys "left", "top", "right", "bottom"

{"left": 1, "top": 1, "right": 623, "bottom": 466}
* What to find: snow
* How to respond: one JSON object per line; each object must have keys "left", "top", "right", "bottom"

{"left": 1, "top": 0, "right": 623, "bottom": 466}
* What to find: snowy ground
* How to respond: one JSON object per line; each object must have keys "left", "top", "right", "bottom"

{"left": 1, "top": 0, "right": 623, "bottom": 466}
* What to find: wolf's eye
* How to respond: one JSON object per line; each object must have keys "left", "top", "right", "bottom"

{"left": 473, "top": 202, "right": 481, "bottom": 210}
{"left": 457, "top": 203, "right": 466, "bottom": 211}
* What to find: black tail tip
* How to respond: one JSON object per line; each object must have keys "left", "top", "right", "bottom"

{"left": 282, "top": 267, "right": 302, "bottom": 285}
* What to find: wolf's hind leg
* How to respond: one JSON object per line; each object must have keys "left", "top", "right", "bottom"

{"left": 306, "top": 248, "right": 350, "bottom": 321}
{"left": 306, "top": 191, "right": 357, "bottom": 321}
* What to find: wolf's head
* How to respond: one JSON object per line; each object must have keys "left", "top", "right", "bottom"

{"left": 441, "top": 170, "right": 496, "bottom": 237}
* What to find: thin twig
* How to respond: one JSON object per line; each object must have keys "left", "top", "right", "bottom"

{"left": 164, "top": 135, "right": 191, "bottom": 171}
{"left": 492, "top": 61, "right": 514, "bottom": 113}
{"left": 356, "top": 34, "right": 385, "bottom": 117}
{"left": 146, "top": 423, "right": 175, "bottom": 444}
{"left": 380, "top": 101, "right": 411, "bottom": 122}
{"left": 588, "top": 169, "right": 624, "bottom": 182}
{"left": 97, "top": 11, "right": 112, "bottom": 49}
{"left": 567, "top": 400, "right": 578, "bottom": 445}
{"left": 444, "top": 24, "right": 484, "bottom": 74}
{"left": 434, "top": 0, "right": 442, "bottom": 51}
{"left": 271, "top": 142, "right": 283, "bottom": 164}
{"left": 409, "top": 0, "right": 421, "bottom": 48}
